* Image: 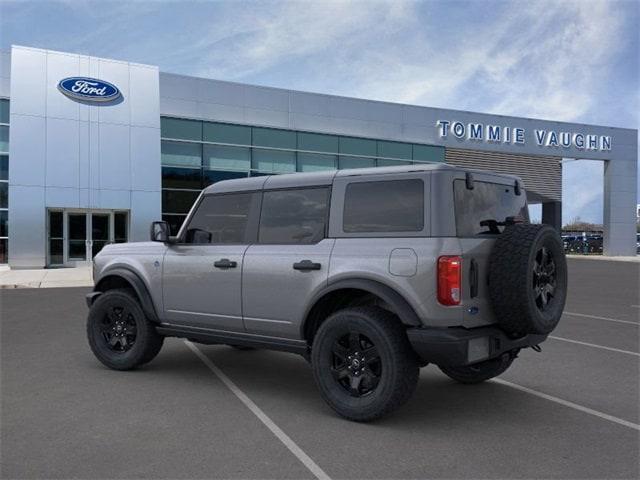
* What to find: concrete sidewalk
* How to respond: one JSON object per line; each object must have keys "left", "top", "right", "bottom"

{"left": 0, "top": 266, "right": 93, "bottom": 289}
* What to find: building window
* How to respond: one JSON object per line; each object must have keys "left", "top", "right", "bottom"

{"left": 203, "top": 144, "right": 250, "bottom": 171}
{"left": 252, "top": 148, "right": 296, "bottom": 173}
{"left": 297, "top": 152, "right": 337, "bottom": 172}
{"left": 161, "top": 117, "right": 202, "bottom": 141}
{"left": 161, "top": 140, "right": 201, "bottom": 167}
{"left": 0, "top": 99, "right": 8, "bottom": 264}
{"left": 159, "top": 116, "right": 444, "bottom": 239}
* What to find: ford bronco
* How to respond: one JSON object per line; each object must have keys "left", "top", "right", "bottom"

{"left": 87, "top": 164, "right": 567, "bottom": 421}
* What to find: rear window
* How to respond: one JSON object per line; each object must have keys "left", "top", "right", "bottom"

{"left": 454, "top": 179, "right": 529, "bottom": 236}
{"left": 343, "top": 179, "right": 424, "bottom": 233}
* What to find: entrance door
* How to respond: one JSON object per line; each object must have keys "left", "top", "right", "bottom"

{"left": 91, "top": 213, "right": 110, "bottom": 258}
{"left": 47, "top": 210, "right": 129, "bottom": 267}
{"left": 67, "top": 213, "right": 87, "bottom": 262}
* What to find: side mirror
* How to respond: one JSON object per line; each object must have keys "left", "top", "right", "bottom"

{"left": 150, "top": 221, "right": 170, "bottom": 243}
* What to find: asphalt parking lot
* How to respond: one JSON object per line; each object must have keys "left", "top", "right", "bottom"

{"left": 1, "top": 257, "right": 639, "bottom": 479}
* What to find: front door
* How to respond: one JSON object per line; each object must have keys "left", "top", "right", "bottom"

{"left": 47, "top": 210, "right": 129, "bottom": 267}
{"left": 162, "top": 191, "right": 260, "bottom": 332}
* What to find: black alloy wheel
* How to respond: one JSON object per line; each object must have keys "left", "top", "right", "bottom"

{"left": 532, "top": 246, "right": 557, "bottom": 312}
{"left": 311, "top": 306, "right": 419, "bottom": 422}
{"left": 87, "top": 289, "right": 164, "bottom": 370}
{"left": 100, "top": 305, "right": 137, "bottom": 353}
{"left": 331, "top": 331, "right": 382, "bottom": 397}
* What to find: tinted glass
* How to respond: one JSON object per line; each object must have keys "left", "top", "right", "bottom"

{"left": 338, "top": 156, "right": 376, "bottom": 169}
{"left": 413, "top": 144, "right": 445, "bottom": 162}
{"left": 0, "top": 210, "right": 7, "bottom": 237}
{"left": 203, "top": 144, "right": 250, "bottom": 171}
{"left": 49, "top": 211, "right": 63, "bottom": 238}
{"left": 377, "top": 141, "right": 412, "bottom": 160}
{"left": 114, "top": 212, "right": 128, "bottom": 242}
{"left": 202, "top": 170, "right": 247, "bottom": 187}
{"left": 252, "top": 128, "right": 296, "bottom": 149}
{"left": 162, "top": 167, "right": 202, "bottom": 189}
{"left": 184, "top": 193, "right": 254, "bottom": 244}
{"left": 297, "top": 153, "right": 337, "bottom": 172}
{"left": 0, "top": 126, "right": 8, "bottom": 153}
{"left": 298, "top": 132, "right": 338, "bottom": 153}
{"left": 0, "top": 99, "right": 8, "bottom": 124}
{"left": 0, "top": 238, "right": 7, "bottom": 263}
{"left": 68, "top": 214, "right": 86, "bottom": 260}
{"left": 162, "top": 214, "right": 186, "bottom": 236}
{"left": 259, "top": 188, "right": 329, "bottom": 244}
{"left": 161, "top": 141, "right": 201, "bottom": 167}
{"left": 49, "top": 239, "right": 62, "bottom": 265}
{"left": 454, "top": 180, "right": 529, "bottom": 236}
{"left": 162, "top": 189, "right": 200, "bottom": 214}
{"left": 343, "top": 179, "right": 424, "bottom": 233}
{"left": 252, "top": 149, "right": 295, "bottom": 173}
{"left": 203, "top": 122, "right": 251, "bottom": 145}
{"left": 0, "top": 155, "right": 7, "bottom": 180}
{"left": 339, "top": 137, "right": 376, "bottom": 156}
{"left": 161, "top": 117, "right": 201, "bottom": 141}
{"left": 0, "top": 182, "right": 6, "bottom": 208}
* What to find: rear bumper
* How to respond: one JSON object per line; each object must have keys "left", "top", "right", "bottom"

{"left": 406, "top": 325, "right": 547, "bottom": 367}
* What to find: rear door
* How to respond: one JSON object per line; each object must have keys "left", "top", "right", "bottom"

{"left": 454, "top": 175, "right": 529, "bottom": 327}
{"left": 242, "top": 186, "right": 333, "bottom": 339}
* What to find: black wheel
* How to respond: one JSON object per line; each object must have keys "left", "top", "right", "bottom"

{"left": 87, "top": 289, "right": 164, "bottom": 370}
{"left": 489, "top": 224, "right": 568, "bottom": 335}
{"left": 311, "top": 307, "right": 419, "bottom": 422}
{"left": 439, "top": 352, "right": 515, "bottom": 384}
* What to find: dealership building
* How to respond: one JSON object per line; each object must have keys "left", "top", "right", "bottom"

{"left": 0, "top": 45, "right": 637, "bottom": 268}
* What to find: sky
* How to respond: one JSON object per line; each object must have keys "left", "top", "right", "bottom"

{"left": 1, "top": 0, "right": 638, "bottom": 224}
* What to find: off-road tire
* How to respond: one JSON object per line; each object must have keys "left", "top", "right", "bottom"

{"left": 87, "top": 289, "right": 164, "bottom": 370}
{"left": 489, "top": 224, "right": 567, "bottom": 335}
{"left": 439, "top": 352, "right": 515, "bottom": 384}
{"left": 311, "top": 307, "right": 419, "bottom": 422}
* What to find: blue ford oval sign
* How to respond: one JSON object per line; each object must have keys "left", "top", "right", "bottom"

{"left": 57, "top": 77, "right": 121, "bottom": 102}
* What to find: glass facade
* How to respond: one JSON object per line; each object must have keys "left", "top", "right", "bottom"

{"left": 0, "top": 99, "right": 8, "bottom": 263}
{"left": 160, "top": 116, "right": 445, "bottom": 235}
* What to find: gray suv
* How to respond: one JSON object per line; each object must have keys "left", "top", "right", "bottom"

{"left": 87, "top": 164, "right": 567, "bottom": 421}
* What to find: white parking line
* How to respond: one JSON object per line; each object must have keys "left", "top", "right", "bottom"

{"left": 493, "top": 379, "right": 640, "bottom": 432}
{"left": 184, "top": 340, "right": 331, "bottom": 480}
{"left": 549, "top": 335, "right": 640, "bottom": 356}
{"left": 564, "top": 311, "right": 639, "bottom": 326}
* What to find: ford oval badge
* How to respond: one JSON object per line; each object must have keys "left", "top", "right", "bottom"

{"left": 57, "top": 77, "right": 121, "bottom": 102}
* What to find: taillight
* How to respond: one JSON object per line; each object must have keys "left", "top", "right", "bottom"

{"left": 438, "top": 256, "right": 461, "bottom": 306}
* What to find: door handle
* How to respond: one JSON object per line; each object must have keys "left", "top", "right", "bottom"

{"left": 469, "top": 258, "right": 479, "bottom": 298}
{"left": 293, "top": 260, "right": 321, "bottom": 271}
{"left": 214, "top": 258, "right": 237, "bottom": 269}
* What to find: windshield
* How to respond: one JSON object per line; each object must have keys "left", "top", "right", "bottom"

{"left": 454, "top": 179, "right": 529, "bottom": 236}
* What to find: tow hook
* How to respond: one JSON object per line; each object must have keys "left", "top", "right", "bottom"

{"left": 531, "top": 344, "right": 542, "bottom": 353}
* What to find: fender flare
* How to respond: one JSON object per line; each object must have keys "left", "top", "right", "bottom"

{"left": 302, "top": 278, "right": 422, "bottom": 338}
{"left": 92, "top": 267, "right": 159, "bottom": 322}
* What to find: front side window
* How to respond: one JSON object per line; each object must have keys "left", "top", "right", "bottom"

{"left": 184, "top": 193, "right": 255, "bottom": 244}
{"left": 259, "top": 188, "right": 329, "bottom": 244}
{"left": 343, "top": 179, "right": 424, "bottom": 233}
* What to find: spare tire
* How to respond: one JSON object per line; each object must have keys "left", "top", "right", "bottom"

{"left": 488, "top": 224, "right": 567, "bottom": 336}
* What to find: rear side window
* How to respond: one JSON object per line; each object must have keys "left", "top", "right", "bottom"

{"left": 184, "top": 193, "right": 255, "bottom": 244}
{"left": 259, "top": 188, "right": 330, "bottom": 244}
{"left": 454, "top": 180, "right": 529, "bottom": 236}
{"left": 343, "top": 179, "right": 424, "bottom": 233}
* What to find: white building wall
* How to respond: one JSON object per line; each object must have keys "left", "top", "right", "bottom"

{"left": 8, "top": 46, "right": 161, "bottom": 268}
